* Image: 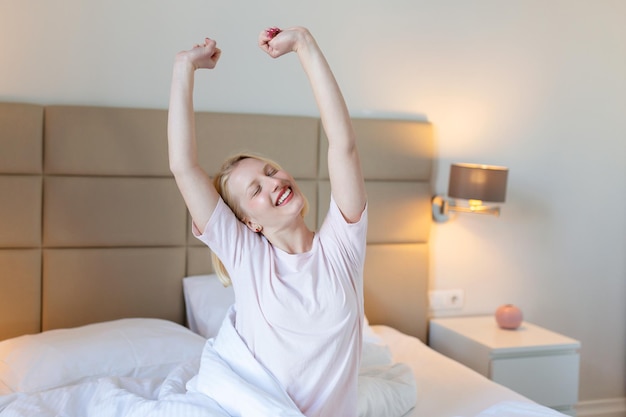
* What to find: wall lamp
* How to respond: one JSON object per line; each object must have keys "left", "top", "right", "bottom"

{"left": 432, "top": 163, "right": 509, "bottom": 223}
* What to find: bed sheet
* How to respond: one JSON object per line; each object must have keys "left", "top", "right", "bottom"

{"left": 372, "top": 325, "right": 567, "bottom": 417}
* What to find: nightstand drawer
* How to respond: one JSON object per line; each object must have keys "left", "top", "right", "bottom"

{"left": 491, "top": 353, "right": 579, "bottom": 407}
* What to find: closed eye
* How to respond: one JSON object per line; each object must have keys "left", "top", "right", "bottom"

{"left": 248, "top": 164, "right": 277, "bottom": 198}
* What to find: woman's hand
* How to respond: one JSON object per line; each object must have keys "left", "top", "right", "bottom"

{"left": 176, "top": 38, "right": 222, "bottom": 70}
{"left": 258, "top": 26, "right": 312, "bottom": 58}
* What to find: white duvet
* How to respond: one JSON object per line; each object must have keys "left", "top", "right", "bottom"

{"left": 0, "top": 311, "right": 417, "bottom": 417}
{"left": 0, "top": 370, "right": 566, "bottom": 417}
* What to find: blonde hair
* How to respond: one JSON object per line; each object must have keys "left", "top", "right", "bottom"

{"left": 210, "top": 153, "right": 309, "bottom": 287}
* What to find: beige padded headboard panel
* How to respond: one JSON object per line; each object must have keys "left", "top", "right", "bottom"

{"left": 0, "top": 102, "right": 433, "bottom": 342}
{"left": 0, "top": 103, "right": 43, "bottom": 339}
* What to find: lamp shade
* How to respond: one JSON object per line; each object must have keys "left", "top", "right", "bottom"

{"left": 448, "top": 163, "right": 508, "bottom": 202}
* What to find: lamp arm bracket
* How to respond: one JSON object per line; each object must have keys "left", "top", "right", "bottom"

{"left": 432, "top": 195, "right": 501, "bottom": 222}
{"left": 431, "top": 194, "right": 450, "bottom": 223}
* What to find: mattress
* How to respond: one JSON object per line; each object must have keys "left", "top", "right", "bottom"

{"left": 372, "top": 324, "right": 566, "bottom": 417}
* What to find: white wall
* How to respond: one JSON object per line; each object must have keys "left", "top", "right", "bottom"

{"left": 1, "top": 0, "right": 624, "bottom": 404}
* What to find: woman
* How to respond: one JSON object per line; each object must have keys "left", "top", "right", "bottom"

{"left": 168, "top": 26, "right": 367, "bottom": 417}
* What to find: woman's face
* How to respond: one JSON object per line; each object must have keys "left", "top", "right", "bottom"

{"left": 227, "top": 157, "right": 305, "bottom": 231}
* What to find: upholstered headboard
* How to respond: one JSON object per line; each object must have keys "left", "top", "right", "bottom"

{"left": 0, "top": 102, "right": 433, "bottom": 342}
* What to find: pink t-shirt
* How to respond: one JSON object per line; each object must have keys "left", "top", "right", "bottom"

{"left": 195, "top": 197, "right": 367, "bottom": 417}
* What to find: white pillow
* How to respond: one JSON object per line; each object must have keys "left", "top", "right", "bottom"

{"left": 183, "top": 274, "right": 235, "bottom": 338}
{"left": 0, "top": 318, "right": 206, "bottom": 393}
{"left": 363, "top": 314, "right": 385, "bottom": 345}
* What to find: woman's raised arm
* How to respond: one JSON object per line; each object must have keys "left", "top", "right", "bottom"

{"left": 259, "top": 27, "right": 366, "bottom": 223}
{"left": 168, "top": 38, "right": 222, "bottom": 232}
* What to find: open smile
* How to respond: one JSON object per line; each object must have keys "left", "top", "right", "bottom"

{"left": 276, "top": 187, "right": 293, "bottom": 206}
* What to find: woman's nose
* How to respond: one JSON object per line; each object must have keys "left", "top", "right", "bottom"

{"left": 268, "top": 177, "right": 281, "bottom": 192}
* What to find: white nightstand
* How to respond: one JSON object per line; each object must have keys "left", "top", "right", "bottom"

{"left": 429, "top": 316, "right": 580, "bottom": 416}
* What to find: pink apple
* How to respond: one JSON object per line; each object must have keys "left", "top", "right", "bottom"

{"left": 495, "top": 304, "right": 523, "bottom": 330}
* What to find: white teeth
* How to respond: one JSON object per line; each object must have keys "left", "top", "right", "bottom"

{"left": 277, "top": 188, "right": 292, "bottom": 205}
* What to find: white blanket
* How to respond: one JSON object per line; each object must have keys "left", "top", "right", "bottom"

{"left": 0, "top": 360, "right": 229, "bottom": 417}
{"left": 0, "top": 309, "right": 417, "bottom": 417}
{"left": 186, "top": 307, "right": 305, "bottom": 416}
{"left": 188, "top": 307, "right": 417, "bottom": 417}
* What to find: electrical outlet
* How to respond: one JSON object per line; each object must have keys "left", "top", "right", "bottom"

{"left": 429, "top": 289, "right": 465, "bottom": 310}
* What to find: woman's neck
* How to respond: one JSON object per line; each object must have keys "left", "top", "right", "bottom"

{"left": 264, "top": 221, "right": 315, "bottom": 254}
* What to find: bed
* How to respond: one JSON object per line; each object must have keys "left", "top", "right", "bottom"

{"left": 0, "top": 102, "right": 566, "bottom": 416}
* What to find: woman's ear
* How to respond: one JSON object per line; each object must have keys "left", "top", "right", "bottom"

{"left": 244, "top": 219, "right": 263, "bottom": 233}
